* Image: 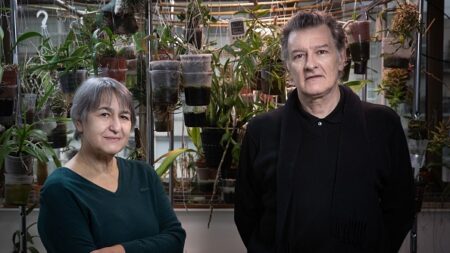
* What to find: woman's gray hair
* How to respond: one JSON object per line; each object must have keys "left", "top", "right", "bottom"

{"left": 70, "top": 77, "right": 136, "bottom": 140}
{"left": 281, "top": 11, "right": 346, "bottom": 61}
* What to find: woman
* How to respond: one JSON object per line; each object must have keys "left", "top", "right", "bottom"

{"left": 38, "top": 77, "right": 185, "bottom": 253}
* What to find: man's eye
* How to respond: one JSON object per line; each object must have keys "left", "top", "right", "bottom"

{"left": 317, "top": 50, "right": 328, "bottom": 55}
{"left": 293, "top": 54, "right": 304, "bottom": 60}
{"left": 121, "top": 115, "right": 130, "bottom": 121}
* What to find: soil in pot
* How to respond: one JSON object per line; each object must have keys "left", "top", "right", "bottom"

{"left": 184, "top": 111, "right": 207, "bottom": 127}
{"left": 349, "top": 42, "right": 370, "bottom": 74}
{"left": 153, "top": 87, "right": 179, "bottom": 105}
{"left": 383, "top": 57, "right": 410, "bottom": 69}
{"left": 150, "top": 70, "right": 180, "bottom": 105}
{"left": 182, "top": 72, "right": 212, "bottom": 106}
{"left": 4, "top": 174, "right": 33, "bottom": 206}
{"left": 184, "top": 87, "right": 211, "bottom": 106}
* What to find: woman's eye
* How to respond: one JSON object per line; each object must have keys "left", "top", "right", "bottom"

{"left": 121, "top": 115, "right": 130, "bottom": 121}
{"left": 100, "top": 112, "right": 110, "bottom": 118}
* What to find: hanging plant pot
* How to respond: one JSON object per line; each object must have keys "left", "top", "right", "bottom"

{"left": 149, "top": 60, "right": 181, "bottom": 71}
{"left": 200, "top": 128, "right": 232, "bottom": 170}
{"left": 99, "top": 56, "right": 127, "bottom": 69}
{"left": 182, "top": 72, "right": 212, "bottom": 106}
{"left": 58, "top": 69, "right": 88, "bottom": 94}
{"left": 183, "top": 104, "right": 207, "bottom": 127}
{"left": 180, "top": 54, "right": 212, "bottom": 73}
{"left": 0, "top": 84, "right": 17, "bottom": 99}
{"left": 153, "top": 105, "right": 173, "bottom": 132}
{"left": 99, "top": 57, "right": 128, "bottom": 83}
{"left": 1, "top": 65, "right": 18, "bottom": 86}
{"left": 150, "top": 70, "right": 180, "bottom": 105}
{"left": 5, "top": 155, "right": 34, "bottom": 175}
{"left": 345, "top": 20, "right": 371, "bottom": 74}
{"left": 102, "top": 68, "right": 128, "bottom": 83}
{"left": 4, "top": 174, "right": 33, "bottom": 206}
{"left": 382, "top": 37, "right": 412, "bottom": 69}
{"left": 48, "top": 121, "right": 67, "bottom": 148}
{"left": 0, "top": 98, "right": 15, "bottom": 117}
{"left": 22, "top": 93, "right": 37, "bottom": 124}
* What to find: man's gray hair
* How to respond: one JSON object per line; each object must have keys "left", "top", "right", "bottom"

{"left": 281, "top": 11, "right": 346, "bottom": 61}
{"left": 70, "top": 77, "right": 136, "bottom": 140}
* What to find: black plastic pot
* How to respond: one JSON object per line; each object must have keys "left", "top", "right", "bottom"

{"left": 48, "top": 122, "right": 67, "bottom": 148}
{"left": 201, "top": 128, "right": 232, "bottom": 170}
{"left": 59, "top": 69, "right": 88, "bottom": 94}
{"left": 349, "top": 42, "right": 370, "bottom": 74}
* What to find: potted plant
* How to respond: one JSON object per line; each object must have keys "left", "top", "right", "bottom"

{"left": 29, "top": 30, "right": 89, "bottom": 95}
{"left": 0, "top": 123, "right": 61, "bottom": 205}
{"left": 390, "top": 2, "right": 420, "bottom": 46}
{"left": 177, "top": 0, "right": 216, "bottom": 50}
{"left": 377, "top": 67, "right": 411, "bottom": 111}
{"left": 344, "top": 19, "right": 371, "bottom": 74}
{"left": 94, "top": 27, "right": 128, "bottom": 83}
{"left": 382, "top": 36, "right": 412, "bottom": 69}
{"left": 180, "top": 53, "right": 213, "bottom": 106}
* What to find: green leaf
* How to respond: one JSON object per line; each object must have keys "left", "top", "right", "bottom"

{"left": 343, "top": 79, "right": 372, "bottom": 93}
{"left": 155, "top": 148, "right": 195, "bottom": 176}
{"left": 11, "top": 31, "right": 42, "bottom": 49}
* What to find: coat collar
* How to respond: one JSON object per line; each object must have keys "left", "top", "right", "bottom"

{"left": 275, "top": 85, "right": 370, "bottom": 250}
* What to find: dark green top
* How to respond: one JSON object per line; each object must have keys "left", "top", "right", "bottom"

{"left": 38, "top": 157, "right": 185, "bottom": 253}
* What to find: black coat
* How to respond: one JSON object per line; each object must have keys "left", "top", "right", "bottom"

{"left": 235, "top": 86, "right": 414, "bottom": 253}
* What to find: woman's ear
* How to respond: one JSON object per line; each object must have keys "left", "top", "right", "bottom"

{"left": 75, "top": 120, "right": 83, "bottom": 134}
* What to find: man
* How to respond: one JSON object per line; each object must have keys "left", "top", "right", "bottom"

{"left": 235, "top": 11, "right": 414, "bottom": 253}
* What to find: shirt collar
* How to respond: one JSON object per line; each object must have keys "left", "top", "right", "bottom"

{"left": 294, "top": 85, "right": 345, "bottom": 124}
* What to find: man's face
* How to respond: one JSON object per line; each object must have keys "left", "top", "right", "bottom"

{"left": 285, "top": 24, "right": 346, "bottom": 99}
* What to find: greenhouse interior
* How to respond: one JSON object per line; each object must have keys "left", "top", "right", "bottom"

{"left": 0, "top": 0, "right": 449, "bottom": 252}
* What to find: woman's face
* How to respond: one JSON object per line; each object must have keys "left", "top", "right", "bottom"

{"left": 76, "top": 94, "right": 132, "bottom": 157}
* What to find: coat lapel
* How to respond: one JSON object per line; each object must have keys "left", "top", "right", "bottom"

{"left": 275, "top": 91, "right": 303, "bottom": 250}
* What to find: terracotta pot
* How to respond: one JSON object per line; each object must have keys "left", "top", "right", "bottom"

{"left": 1, "top": 66, "right": 18, "bottom": 86}
{"left": 0, "top": 85, "right": 17, "bottom": 99}
{"left": 99, "top": 57, "right": 127, "bottom": 69}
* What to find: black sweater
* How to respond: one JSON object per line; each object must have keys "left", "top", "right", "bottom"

{"left": 235, "top": 85, "right": 414, "bottom": 253}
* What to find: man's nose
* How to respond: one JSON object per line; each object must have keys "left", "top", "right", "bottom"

{"left": 305, "top": 54, "right": 318, "bottom": 70}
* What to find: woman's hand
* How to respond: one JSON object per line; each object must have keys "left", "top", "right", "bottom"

{"left": 90, "top": 244, "right": 125, "bottom": 253}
